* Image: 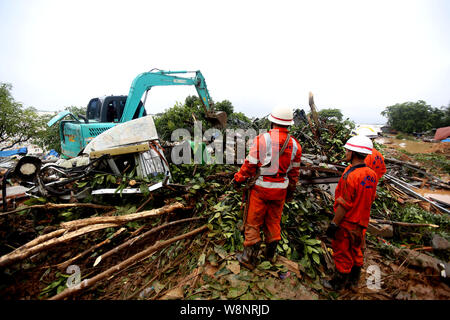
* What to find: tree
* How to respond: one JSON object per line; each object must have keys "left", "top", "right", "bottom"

{"left": 154, "top": 95, "right": 251, "bottom": 141}
{"left": 317, "top": 108, "right": 343, "bottom": 122}
{"left": 381, "top": 100, "right": 450, "bottom": 134}
{"left": 433, "top": 103, "right": 450, "bottom": 128}
{"left": 0, "top": 83, "right": 46, "bottom": 151}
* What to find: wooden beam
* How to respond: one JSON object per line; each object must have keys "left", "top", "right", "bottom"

{"left": 89, "top": 143, "right": 150, "bottom": 159}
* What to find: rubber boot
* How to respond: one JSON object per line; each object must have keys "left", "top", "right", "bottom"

{"left": 265, "top": 241, "right": 278, "bottom": 263}
{"left": 236, "top": 243, "right": 260, "bottom": 270}
{"left": 321, "top": 271, "right": 349, "bottom": 291}
{"left": 346, "top": 266, "right": 362, "bottom": 290}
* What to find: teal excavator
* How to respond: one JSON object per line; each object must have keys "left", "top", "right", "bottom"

{"left": 48, "top": 70, "right": 227, "bottom": 158}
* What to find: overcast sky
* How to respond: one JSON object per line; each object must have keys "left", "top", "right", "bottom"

{"left": 1, "top": 0, "right": 449, "bottom": 124}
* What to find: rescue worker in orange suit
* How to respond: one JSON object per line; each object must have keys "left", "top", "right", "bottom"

{"left": 356, "top": 128, "right": 387, "bottom": 182}
{"left": 232, "top": 106, "right": 302, "bottom": 268}
{"left": 323, "top": 135, "right": 377, "bottom": 291}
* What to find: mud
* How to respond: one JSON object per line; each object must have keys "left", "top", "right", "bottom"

{"left": 377, "top": 136, "right": 445, "bottom": 154}
{"left": 412, "top": 187, "right": 450, "bottom": 206}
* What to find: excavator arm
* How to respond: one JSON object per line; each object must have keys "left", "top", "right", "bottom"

{"left": 120, "top": 70, "right": 227, "bottom": 127}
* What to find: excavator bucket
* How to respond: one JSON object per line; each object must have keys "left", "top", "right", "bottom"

{"left": 206, "top": 110, "right": 228, "bottom": 129}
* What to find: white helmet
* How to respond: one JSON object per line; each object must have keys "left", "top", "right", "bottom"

{"left": 268, "top": 106, "right": 294, "bottom": 126}
{"left": 355, "top": 127, "right": 378, "bottom": 139}
{"left": 344, "top": 135, "right": 373, "bottom": 155}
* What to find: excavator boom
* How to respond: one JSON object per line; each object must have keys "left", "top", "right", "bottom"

{"left": 120, "top": 70, "right": 227, "bottom": 127}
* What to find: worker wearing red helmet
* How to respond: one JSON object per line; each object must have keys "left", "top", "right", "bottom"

{"left": 233, "top": 106, "right": 302, "bottom": 269}
{"left": 356, "top": 127, "right": 387, "bottom": 182}
{"left": 323, "top": 135, "right": 377, "bottom": 291}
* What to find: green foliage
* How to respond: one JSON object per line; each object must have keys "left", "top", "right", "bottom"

{"left": 0, "top": 82, "right": 47, "bottom": 151}
{"left": 372, "top": 185, "right": 450, "bottom": 247}
{"left": 154, "top": 95, "right": 252, "bottom": 142}
{"left": 281, "top": 189, "right": 330, "bottom": 279}
{"left": 318, "top": 108, "right": 343, "bottom": 122}
{"left": 410, "top": 153, "right": 450, "bottom": 175}
{"left": 39, "top": 272, "right": 69, "bottom": 299}
{"left": 291, "top": 112, "right": 355, "bottom": 162}
{"left": 381, "top": 100, "right": 450, "bottom": 134}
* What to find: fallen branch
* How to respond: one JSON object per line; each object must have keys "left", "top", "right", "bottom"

{"left": 56, "top": 227, "right": 127, "bottom": 271}
{"left": 386, "top": 158, "right": 449, "bottom": 186}
{"left": 10, "top": 229, "right": 66, "bottom": 254}
{"left": 385, "top": 157, "right": 421, "bottom": 169}
{"left": 0, "top": 223, "right": 120, "bottom": 268}
{"left": 412, "top": 246, "right": 433, "bottom": 252}
{"left": 392, "top": 247, "right": 446, "bottom": 274}
{"left": 0, "top": 203, "right": 115, "bottom": 217}
{"left": 49, "top": 224, "right": 208, "bottom": 300}
{"left": 61, "top": 202, "right": 185, "bottom": 230}
{"left": 370, "top": 219, "right": 439, "bottom": 228}
{"left": 205, "top": 171, "right": 236, "bottom": 181}
{"left": 126, "top": 238, "right": 196, "bottom": 300}
{"left": 92, "top": 216, "right": 204, "bottom": 267}
{"left": 135, "top": 194, "right": 154, "bottom": 213}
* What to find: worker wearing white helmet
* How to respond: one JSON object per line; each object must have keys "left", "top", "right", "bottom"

{"left": 352, "top": 127, "right": 386, "bottom": 181}
{"left": 233, "top": 106, "right": 302, "bottom": 268}
{"left": 267, "top": 106, "right": 296, "bottom": 126}
{"left": 358, "top": 128, "right": 387, "bottom": 182}
{"left": 323, "top": 135, "right": 377, "bottom": 291}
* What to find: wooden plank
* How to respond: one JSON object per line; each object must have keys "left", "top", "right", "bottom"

{"left": 299, "top": 176, "right": 341, "bottom": 185}
{"left": 89, "top": 143, "right": 150, "bottom": 159}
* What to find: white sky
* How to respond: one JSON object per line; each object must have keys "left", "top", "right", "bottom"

{"left": 1, "top": 0, "right": 449, "bottom": 124}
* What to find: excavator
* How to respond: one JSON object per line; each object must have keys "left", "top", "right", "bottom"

{"left": 48, "top": 70, "right": 227, "bottom": 158}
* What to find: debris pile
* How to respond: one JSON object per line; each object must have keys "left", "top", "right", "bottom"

{"left": 0, "top": 106, "right": 449, "bottom": 300}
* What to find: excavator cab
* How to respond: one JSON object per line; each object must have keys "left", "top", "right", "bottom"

{"left": 86, "top": 96, "right": 146, "bottom": 123}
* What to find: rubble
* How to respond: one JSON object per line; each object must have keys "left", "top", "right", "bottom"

{"left": 431, "top": 234, "right": 450, "bottom": 251}
{"left": 0, "top": 105, "right": 449, "bottom": 301}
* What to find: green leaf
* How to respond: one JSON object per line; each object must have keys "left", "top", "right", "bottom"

{"left": 257, "top": 261, "right": 272, "bottom": 270}
{"left": 312, "top": 253, "right": 321, "bottom": 265}
{"left": 76, "top": 181, "right": 88, "bottom": 188}
{"left": 304, "top": 239, "right": 321, "bottom": 246}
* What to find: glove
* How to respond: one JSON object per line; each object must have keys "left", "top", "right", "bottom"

{"left": 286, "top": 188, "right": 295, "bottom": 202}
{"left": 286, "top": 183, "right": 296, "bottom": 202}
{"left": 232, "top": 178, "right": 242, "bottom": 189}
{"left": 326, "top": 222, "right": 339, "bottom": 239}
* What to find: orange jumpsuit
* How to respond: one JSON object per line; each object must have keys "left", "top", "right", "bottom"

{"left": 332, "top": 163, "right": 377, "bottom": 273}
{"left": 365, "top": 148, "right": 386, "bottom": 182}
{"left": 234, "top": 128, "right": 302, "bottom": 246}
